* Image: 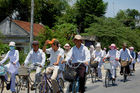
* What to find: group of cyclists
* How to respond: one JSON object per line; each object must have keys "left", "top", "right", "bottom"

{"left": 0, "top": 34, "right": 139, "bottom": 93}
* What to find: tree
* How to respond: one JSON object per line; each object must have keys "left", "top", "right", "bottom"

{"left": 37, "top": 23, "right": 77, "bottom": 48}
{"left": 83, "top": 17, "right": 140, "bottom": 51}
{"left": 116, "top": 9, "right": 140, "bottom": 28}
{"left": 75, "top": 0, "right": 107, "bottom": 33}
{"left": 0, "top": 0, "right": 69, "bottom": 28}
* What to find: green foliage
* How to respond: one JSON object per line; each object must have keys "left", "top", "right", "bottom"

{"left": 116, "top": 9, "right": 140, "bottom": 28}
{"left": 37, "top": 23, "right": 77, "bottom": 48}
{"left": 52, "top": 23, "right": 77, "bottom": 47}
{"left": 19, "top": 51, "right": 27, "bottom": 64}
{"left": 75, "top": 0, "right": 107, "bottom": 32}
{"left": 84, "top": 17, "right": 140, "bottom": 51}
{"left": 0, "top": 0, "right": 69, "bottom": 28}
{"left": 0, "top": 43, "right": 9, "bottom": 55}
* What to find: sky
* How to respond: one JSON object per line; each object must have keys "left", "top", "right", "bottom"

{"left": 103, "top": 0, "right": 140, "bottom": 17}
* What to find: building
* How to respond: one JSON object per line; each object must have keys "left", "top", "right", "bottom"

{"left": 0, "top": 17, "right": 44, "bottom": 53}
{"left": 82, "top": 35, "right": 97, "bottom": 47}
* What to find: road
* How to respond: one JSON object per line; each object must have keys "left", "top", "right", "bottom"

{"left": 2, "top": 63, "right": 140, "bottom": 93}
{"left": 85, "top": 63, "right": 140, "bottom": 93}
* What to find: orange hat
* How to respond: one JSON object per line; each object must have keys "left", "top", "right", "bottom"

{"left": 48, "top": 38, "right": 56, "bottom": 44}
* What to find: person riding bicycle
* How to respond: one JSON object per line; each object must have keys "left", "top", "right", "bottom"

{"left": 24, "top": 41, "right": 46, "bottom": 88}
{"left": 137, "top": 51, "right": 140, "bottom": 63}
{"left": 64, "top": 43, "right": 71, "bottom": 59}
{"left": 0, "top": 41, "right": 20, "bottom": 93}
{"left": 62, "top": 35, "right": 90, "bottom": 93}
{"left": 129, "top": 47, "right": 136, "bottom": 72}
{"left": 119, "top": 43, "right": 132, "bottom": 75}
{"left": 91, "top": 43, "right": 103, "bottom": 79}
{"left": 103, "top": 44, "right": 120, "bottom": 80}
{"left": 43, "top": 39, "right": 64, "bottom": 81}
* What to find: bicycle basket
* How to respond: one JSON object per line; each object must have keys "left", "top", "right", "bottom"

{"left": 18, "top": 66, "right": 29, "bottom": 76}
{"left": 63, "top": 65, "right": 77, "bottom": 82}
{"left": 0, "top": 66, "right": 6, "bottom": 76}
{"left": 103, "top": 62, "right": 112, "bottom": 70}
{"left": 90, "top": 61, "right": 98, "bottom": 68}
{"left": 120, "top": 60, "right": 129, "bottom": 67}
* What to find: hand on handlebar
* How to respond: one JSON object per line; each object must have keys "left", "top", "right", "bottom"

{"left": 13, "top": 62, "right": 16, "bottom": 65}
{"left": 61, "top": 60, "right": 66, "bottom": 64}
{"left": 53, "top": 62, "right": 59, "bottom": 66}
{"left": 115, "top": 58, "right": 119, "bottom": 61}
{"left": 84, "top": 62, "right": 89, "bottom": 66}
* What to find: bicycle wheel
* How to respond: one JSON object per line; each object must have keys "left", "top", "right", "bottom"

{"left": 58, "top": 78, "right": 64, "bottom": 89}
{"left": 16, "top": 77, "right": 22, "bottom": 93}
{"left": 0, "top": 77, "right": 4, "bottom": 93}
{"left": 105, "top": 70, "right": 110, "bottom": 88}
{"left": 35, "top": 81, "right": 49, "bottom": 93}
{"left": 123, "top": 68, "right": 127, "bottom": 82}
{"left": 90, "top": 69, "right": 94, "bottom": 83}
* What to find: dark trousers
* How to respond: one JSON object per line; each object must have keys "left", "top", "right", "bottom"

{"left": 133, "top": 64, "right": 135, "bottom": 71}
{"left": 120, "top": 65, "right": 130, "bottom": 74}
{"left": 70, "top": 63, "right": 86, "bottom": 93}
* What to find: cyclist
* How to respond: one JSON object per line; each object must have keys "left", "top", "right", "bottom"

{"left": 91, "top": 43, "right": 103, "bottom": 79}
{"left": 129, "top": 47, "right": 136, "bottom": 71}
{"left": 0, "top": 41, "right": 20, "bottom": 93}
{"left": 64, "top": 43, "right": 71, "bottom": 57}
{"left": 104, "top": 44, "right": 120, "bottom": 80}
{"left": 119, "top": 43, "right": 132, "bottom": 75}
{"left": 24, "top": 41, "right": 46, "bottom": 88}
{"left": 89, "top": 45, "right": 95, "bottom": 56}
{"left": 137, "top": 51, "right": 140, "bottom": 63}
{"left": 62, "top": 35, "right": 90, "bottom": 93}
{"left": 43, "top": 39, "right": 64, "bottom": 81}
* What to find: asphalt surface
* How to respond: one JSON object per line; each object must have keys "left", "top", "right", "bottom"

{"left": 85, "top": 63, "right": 140, "bottom": 93}
{"left": 2, "top": 63, "right": 140, "bottom": 93}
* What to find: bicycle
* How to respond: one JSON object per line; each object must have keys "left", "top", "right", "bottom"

{"left": 103, "top": 58, "right": 115, "bottom": 88}
{"left": 90, "top": 61, "right": 98, "bottom": 83}
{"left": 0, "top": 64, "right": 9, "bottom": 93}
{"left": 16, "top": 63, "right": 41, "bottom": 93}
{"left": 120, "top": 59, "right": 130, "bottom": 82}
{"left": 35, "top": 65, "right": 64, "bottom": 93}
{"left": 65, "top": 62, "right": 82, "bottom": 93}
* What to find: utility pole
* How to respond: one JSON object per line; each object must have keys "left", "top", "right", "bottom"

{"left": 30, "top": 0, "right": 34, "bottom": 50}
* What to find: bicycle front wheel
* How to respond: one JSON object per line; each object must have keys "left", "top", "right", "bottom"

{"left": 0, "top": 77, "right": 4, "bottom": 93}
{"left": 105, "top": 70, "right": 110, "bottom": 88}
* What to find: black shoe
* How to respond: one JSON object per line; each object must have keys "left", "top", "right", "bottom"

{"left": 120, "top": 73, "right": 123, "bottom": 75}
{"left": 31, "top": 84, "right": 36, "bottom": 90}
{"left": 69, "top": 83, "right": 72, "bottom": 92}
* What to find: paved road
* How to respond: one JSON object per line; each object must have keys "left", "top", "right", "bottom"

{"left": 85, "top": 63, "right": 140, "bottom": 93}
{"left": 2, "top": 63, "right": 140, "bottom": 93}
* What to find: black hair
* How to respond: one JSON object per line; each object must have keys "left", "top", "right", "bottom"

{"left": 52, "top": 40, "right": 59, "bottom": 47}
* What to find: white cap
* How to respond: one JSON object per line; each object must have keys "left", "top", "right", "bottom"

{"left": 90, "top": 45, "right": 94, "bottom": 48}
{"left": 74, "top": 35, "right": 82, "bottom": 40}
{"left": 129, "top": 47, "right": 134, "bottom": 50}
{"left": 96, "top": 43, "right": 101, "bottom": 47}
{"left": 9, "top": 41, "right": 16, "bottom": 46}
{"left": 64, "top": 43, "right": 70, "bottom": 47}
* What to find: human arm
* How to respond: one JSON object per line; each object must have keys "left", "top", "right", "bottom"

{"left": 0, "top": 51, "right": 9, "bottom": 64}
{"left": 40, "top": 51, "right": 46, "bottom": 67}
{"left": 24, "top": 51, "right": 32, "bottom": 66}
{"left": 43, "top": 40, "right": 50, "bottom": 52}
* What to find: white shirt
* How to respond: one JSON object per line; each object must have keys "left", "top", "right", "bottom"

{"left": 46, "top": 47, "right": 64, "bottom": 66}
{"left": 106, "top": 49, "right": 120, "bottom": 62}
{"left": 119, "top": 48, "right": 132, "bottom": 61}
{"left": 65, "top": 44, "right": 90, "bottom": 63}
{"left": 24, "top": 49, "right": 46, "bottom": 66}
{"left": 92, "top": 50, "right": 103, "bottom": 62}
{"left": 0, "top": 50, "right": 19, "bottom": 64}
